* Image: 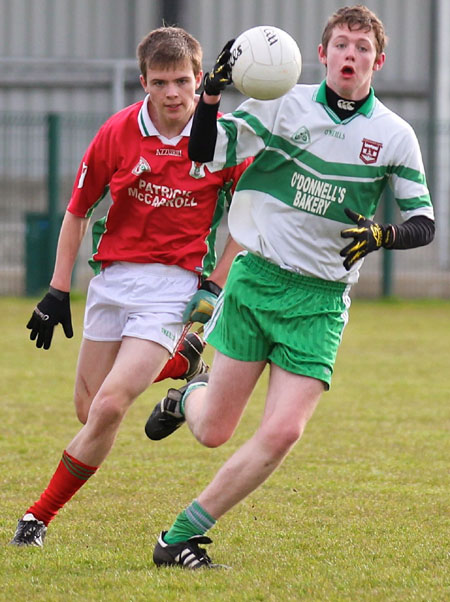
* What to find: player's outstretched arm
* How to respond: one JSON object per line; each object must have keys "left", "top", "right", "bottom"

{"left": 188, "top": 97, "right": 220, "bottom": 164}
{"left": 189, "top": 40, "right": 234, "bottom": 164}
{"left": 202, "top": 39, "right": 235, "bottom": 98}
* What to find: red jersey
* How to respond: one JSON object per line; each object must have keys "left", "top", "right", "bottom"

{"left": 67, "top": 96, "right": 250, "bottom": 276}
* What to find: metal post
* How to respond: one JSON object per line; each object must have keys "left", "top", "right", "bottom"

{"left": 428, "top": 0, "right": 438, "bottom": 202}
{"left": 112, "top": 61, "right": 126, "bottom": 113}
{"left": 159, "top": 0, "right": 182, "bottom": 26}
{"left": 47, "top": 113, "right": 60, "bottom": 269}
{"left": 431, "top": 0, "right": 450, "bottom": 269}
{"left": 382, "top": 187, "right": 394, "bottom": 297}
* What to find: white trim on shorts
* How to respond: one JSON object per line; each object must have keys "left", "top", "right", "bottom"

{"left": 83, "top": 262, "right": 199, "bottom": 353}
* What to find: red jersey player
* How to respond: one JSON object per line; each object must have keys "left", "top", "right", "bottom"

{"left": 11, "top": 26, "right": 249, "bottom": 547}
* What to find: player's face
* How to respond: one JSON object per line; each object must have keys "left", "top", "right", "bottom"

{"left": 318, "top": 25, "right": 385, "bottom": 100}
{"left": 140, "top": 60, "right": 203, "bottom": 135}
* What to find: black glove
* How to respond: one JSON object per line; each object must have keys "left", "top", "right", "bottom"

{"left": 203, "top": 39, "right": 235, "bottom": 96}
{"left": 182, "top": 280, "right": 222, "bottom": 324}
{"left": 26, "top": 286, "right": 73, "bottom": 350}
{"left": 340, "top": 208, "right": 395, "bottom": 271}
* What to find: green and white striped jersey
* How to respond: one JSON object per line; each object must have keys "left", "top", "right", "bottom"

{"left": 208, "top": 81, "right": 433, "bottom": 284}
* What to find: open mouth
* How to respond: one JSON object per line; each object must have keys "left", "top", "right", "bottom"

{"left": 341, "top": 66, "right": 355, "bottom": 76}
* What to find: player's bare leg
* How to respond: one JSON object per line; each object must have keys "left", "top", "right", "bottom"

{"left": 74, "top": 338, "right": 122, "bottom": 424}
{"left": 10, "top": 336, "right": 169, "bottom": 546}
{"left": 75, "top": 332, "right": 207, "bottom": 425}
{"left": 184, "top": 351, "right": 266, "bottom": 447}
{"left": 195, "top": 365, "right": 324, "bottom": 518}
{"left": 68, "top": 337, "right": 168, "bottom": 465}
{"left": 152, "top": 361, "right": 324, "bottom": 567}
{"left": 144, "top": 351, "right": 265, "bottom": 442}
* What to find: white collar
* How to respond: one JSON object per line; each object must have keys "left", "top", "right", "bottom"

{"left": 138, "top": 95, "right": 193, "bottom": 145}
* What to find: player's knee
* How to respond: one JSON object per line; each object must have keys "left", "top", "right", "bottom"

{"left": 196, "top": 423, "right": 233, "bottom": 448}
{"left": 88, "top": 393, "right": 129, "bottom": 429}
{"left": 261, "top": 423, "right": 303, "bottom": 458}
{"left": 197, "top": 432, "right": 227, "bottom": 448}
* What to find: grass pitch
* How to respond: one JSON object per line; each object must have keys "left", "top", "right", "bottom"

{"left": 0, "top": 296, "right": 449, "bottom": 601}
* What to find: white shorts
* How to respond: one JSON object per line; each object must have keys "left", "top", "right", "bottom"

{"left": 83, "top": 262, "right": 199, "bottom": 353}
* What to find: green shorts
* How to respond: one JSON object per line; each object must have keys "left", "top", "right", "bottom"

{"left": 205, "top": 253, "right": 351, "bottom": 388}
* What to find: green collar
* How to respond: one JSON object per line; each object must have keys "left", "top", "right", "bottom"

{"left": 314, "top": 80, "right": 376, "bottom": 122}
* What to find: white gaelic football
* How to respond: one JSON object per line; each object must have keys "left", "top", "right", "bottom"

{"left": 229, "top": 26, "right": 302, "bottom": 100}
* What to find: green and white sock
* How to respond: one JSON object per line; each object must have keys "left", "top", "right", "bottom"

{"left": 180, "top": 381, "right": 208, "bottom": 416}
{"left": 163, "top": 499, "right": 216, "bottom": 544}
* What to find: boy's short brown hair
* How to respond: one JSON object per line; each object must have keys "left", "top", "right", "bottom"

{"left": 137, "top": 26, "right": 203, "bottom": 80}
{"left": 321, "top": 4, "right": 387, "bottom": 58}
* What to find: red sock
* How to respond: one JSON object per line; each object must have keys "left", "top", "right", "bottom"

{"left": 153, "top": 353, "right": 188, "bottom": 383}
{"left": 26, "top": 450, "right": 98, "bottom": 525}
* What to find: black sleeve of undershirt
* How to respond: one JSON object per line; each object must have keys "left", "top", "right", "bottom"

{"left": 391, "top": 215, "right": 435, "bottom": 250}
{"left": 188, "top": 94, "right": 220, "bottom": 163}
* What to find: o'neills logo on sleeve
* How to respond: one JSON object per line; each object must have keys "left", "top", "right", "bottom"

{"left": 359, "top": 138, "right": 383, "bottom": 164}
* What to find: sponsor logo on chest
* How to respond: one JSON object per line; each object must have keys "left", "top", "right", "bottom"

{"left": 156, "top": 148, "right": 183, "bottom": 157}
{"left": 127, "top": 178, "right": 198, "bottom": 208}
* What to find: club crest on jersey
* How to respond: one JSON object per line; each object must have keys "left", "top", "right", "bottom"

{"left": 132, "top": 156, "right": 151, "bottom": 176}
{"left": 291, "top": 126, "right": 311, "bottom": 145}
{"left": 359, "top": 138, "right": 383, "bottom": 164}
{"left": 189, "top": 161, "right": 206, "bottom": 179}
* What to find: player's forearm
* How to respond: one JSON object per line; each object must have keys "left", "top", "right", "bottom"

{"left": 203, "top": 91, "right": 221, "bottom": 104}
{"left": 207, "top": 236, "right": 243, "bottom": 289}
{"left": 391, "top": 215, "right": 435, "bottom": 250}
{"left": 50, "top": 211, "right": 90, "bottom": 291}
{"left": 188, "top": 94, "right": 220, "bottom": 163}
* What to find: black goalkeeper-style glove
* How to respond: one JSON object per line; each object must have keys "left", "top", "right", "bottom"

{"left": 26, "top": 286, "right": 73, "bottom": 350}
{"left": 182, "top": 280, "right": 222, "bottom": 324}
{"left": 340, "top": 208, "right": 395, "bottom": 271}
{"left": 203, "top": 39, "right": 235, "bottom": 96}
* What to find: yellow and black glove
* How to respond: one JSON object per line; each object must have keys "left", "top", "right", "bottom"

{"left": 182, "top": 280, "right": 222, "bottom": 325}
{"left": 340, "top": 208, "right": 395, "bottom": 271}
{"left": 203, "top": 40, "right": 234, "bottom": 96}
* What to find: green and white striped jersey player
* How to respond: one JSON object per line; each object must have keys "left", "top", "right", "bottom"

{"left": 188, "top": 78, "right": 435, "bottom": 383}
{"left": 146, "top": 7, "right": 436, "bottom": 570}
{"left": 207, "top": 80, "right": 434, "bottom": 284}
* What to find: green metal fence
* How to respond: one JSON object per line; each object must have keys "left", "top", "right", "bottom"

{"left": 0, "top": 111, "right": 108, "bottom": 296}
{"left": 0, "top": 111, "right": 449, "bottom": 298}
